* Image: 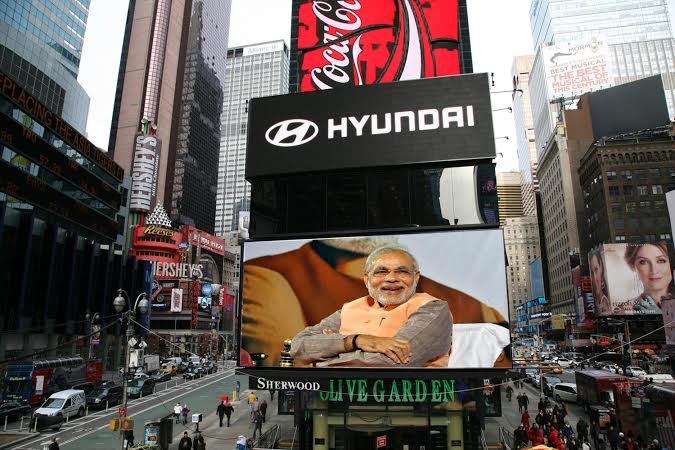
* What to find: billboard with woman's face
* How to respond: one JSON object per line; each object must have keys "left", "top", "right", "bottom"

{"left": 590, "top": 242, "right": 675, "bottom": 316}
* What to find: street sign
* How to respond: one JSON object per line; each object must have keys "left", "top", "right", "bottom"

{"left": 118, "top": 407, "right": 126, "bottom": 417}
{"left": 377, "top": 435, "right": 387, "bottom": 448}
{"left": 191, "top": 413, "right": 202, "bottom": 423}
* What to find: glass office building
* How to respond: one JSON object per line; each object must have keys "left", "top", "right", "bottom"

{"left": 0, "top": 0, "right": 91, "bottom": 132}
{"left": 214, "top": 41, "right": 289, "bottom": 235}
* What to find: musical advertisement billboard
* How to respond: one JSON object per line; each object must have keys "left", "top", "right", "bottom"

{"left": 295, "top": 0, "right": 461, "bottom": 92}
{"left": 240, "top": 229, "right": 511, "bottom": 370}
{"left": 590, "top": 243, "right": 675, "bottom": 316}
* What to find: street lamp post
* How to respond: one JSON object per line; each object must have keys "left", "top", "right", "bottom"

{"left": 113, "top": 289, "right": 149, "bottom": 450}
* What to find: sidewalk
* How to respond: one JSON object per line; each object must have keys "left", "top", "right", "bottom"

{"left": 169, "top": 388, "right": 294, "bottom": 449}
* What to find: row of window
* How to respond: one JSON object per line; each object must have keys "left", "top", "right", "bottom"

{"left": 608, "top": 184, "right": 665, "bottom": 196}
{"left": 615, "top": 233, "right": 671, "bottom": 242}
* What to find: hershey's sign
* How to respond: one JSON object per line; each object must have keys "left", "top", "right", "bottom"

{"left": 130, "top": 134, "right": 160, "bottom": 212}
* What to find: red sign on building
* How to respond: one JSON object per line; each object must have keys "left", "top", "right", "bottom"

{"left": 377, "top": 435, "right": 387, "bottom": 448}
{"left": 192, "top": 281, "right": 199, "bottom": 326}
{"left": 296, "top": 0, "right": 460, "bottom": 92}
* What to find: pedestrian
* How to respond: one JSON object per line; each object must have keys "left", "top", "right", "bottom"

{"left": 236, "top": 380, "right": 241, "bottom": 398}
{"left": 218, "top": 399, "right": 234, "bottom": 427}
{"left": 269, "top": 388, "right": 276, "bottom": 401}
{"left": 538, "top": 398, "right": 545, "bottom": 413}
{"left": 561, "top": 421, "right": 574, "bottom": 440}
{"left": 608, "top": 425, "right": 619, "bottom": 450}
{"left": 522, "top": 392, "right": 530, "bottom": 411}
{"left": 182, "top": 403, "right": 190, "bottom": 425}
{"left": 247, "top": 391, "right": 257, "bottom": 418}
{"left": 217, "top": 401, "right": 226, "bottom": 427}
{"left": 514, "top": 424, "right": 528, "bottom": 449}
{"left": 528, "top": 423, "right": 543, "bottom": 446}
{"left": 47, "top": 437, "right": 59, "bottom": 450}
{"left": 253, "top": 410, "right": 264, "bottom": 439}
{"left": 567, "top": 434, "right": 579, "bottom": 450}
{"left": 506, "top": 384, "right": 513, "bottom": 402}
{"left": 236, "top": 435, "right": 247, "bottom": 450}
{"left": 260, "top": 399, "right": 268, "bottom": 423}
{"left": 576, "top": 418, "right": 589, "bottom": 444}
{"left": 535, "top": 410, "right": 545, "bottom": 428}
{"left": 194, "top": 432, "right": 206, "bottom": 450}
{"left": 174, "top": 402, "right": 182, "bottom": 424}
{"left": 517, "top": 392, "right": 524, "bottom": 413}
{"left": 618, "top": 432, "right": 626, "bottom": 450}
{"left": 179, "top": 431, "right": 193, "bottom": 450}
{"left": 124, "top": 429, "right": 135, "bottom": 449}
{"left": 521, "top": 409, "right": 530, "bottom": 430}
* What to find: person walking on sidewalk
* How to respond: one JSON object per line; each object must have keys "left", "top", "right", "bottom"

{"left": 260, "top": 399, "right": 268, "bottom": 423}
{"left": 505, "top": 384, "right": 513, "bottom": 402}
{"left": 174, "top": 402, "right": 182, "bottom": 424}
{"left": 521, "top": 392, "right": 529, "bottom": 412}
{"left": 182, "top": 403, "right": 190, "bottom": 425}
{"left": 269, "top": 388, "right": 276, "bottom": 401}
{"left": 247, "top": 391, "right": 257, "bottom": 419}
{"left": 517, "top": 392, "right": 524, "bottom": 413}
{"left": 253, "top": 410, "right": 264, "bottom": 440}
{"left": 217, "top": 401, "right": 226, "bottom": 427}
{"left": 194, "top": 432, "right": 206, "bottom": 450}
{"left": 576, "top": 418, "right": 589, "bottom": 445}
{"left": 179, "top": 431, "right": 192, "bottom": 450}
{"left": 251, "top": 398, "right": 260, "bottom": 423}
{"left": 521, "top": 409, "right": 530, "bottom": 431}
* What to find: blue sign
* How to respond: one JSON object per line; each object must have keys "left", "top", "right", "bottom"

{"left": 201, "top": 283, "right": 213, "bottom": 296}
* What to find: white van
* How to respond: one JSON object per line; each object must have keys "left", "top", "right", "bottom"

{"left": 35, "top": 389, "right": 86, "bottom": 419}
{"left": 553, "top": 383, "right": 578, "bottom": 403}
{"left": 639, "top": 373, "right": 675, "bottom": 383}
{"left": 163, "top": 356, "right": 184, "bottom": 366}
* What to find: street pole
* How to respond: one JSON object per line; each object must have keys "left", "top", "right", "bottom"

{"left": 624, "top": 320, "right": 633, "bottom": 366}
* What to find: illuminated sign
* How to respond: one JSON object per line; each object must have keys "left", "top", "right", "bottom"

{"left": 152, "top": 262, "right": 203, "bottom": 279}
{"left": 0, "top": 71, "right": 124, "bottom": 181}
{"left": 295, "top": 0, "right": 461, "bottom": 92}
{"left": 143, "top": 225, "right": 174, "bottom": 237}
{"left": 130, "top": 134, "right": 160, "bottom": 212}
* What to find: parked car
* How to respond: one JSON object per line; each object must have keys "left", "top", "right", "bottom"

{"left": 553, "top": 383, "right": 578, "bottom": 403}
{"left": 542, "top": 376, "right": 562, "bottom": 396}
{"left": 33, "top": 389, "right": 86, "bottom": 430}
{"left": 625, "top": 366, "right": 647, "bottom": 378}
{"left": 183, "top": 366, "right": 202, "bottom": 380}
{"left": 176, "top": 362, "right": 189, "bottom": 374}
{"left": 126, "top": 378, "right": 155, "bottom": 398}
{"left": 521, "top": 367, "right": 539, "bottom": 383}
{"left": 202, "top": 362, "right": 217, "bottom": 374}
{"left": 0, "top": 401, "right": 31, "bottom": 422}
{"left": 86, "top": 385, "right": 122, "bottom": 409}
{"left": 152, "top": 371, "right": 171, "bottom": 382}
{"left": 71, "top": 382, "right": 96, "bottom": 396}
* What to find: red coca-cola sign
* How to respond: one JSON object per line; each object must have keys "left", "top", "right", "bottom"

{"left": 297, "top": 0, "right": 460, "bottom": 92}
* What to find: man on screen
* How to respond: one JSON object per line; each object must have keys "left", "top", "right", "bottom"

{"left": 290, "top": 245, "right": 452, "bottom": 367}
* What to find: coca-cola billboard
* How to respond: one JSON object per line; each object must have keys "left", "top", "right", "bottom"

{"left": 295, "top": 0, "right": 460, "bottom": 92}
{"left": 246, "top": 73, "right": 495, "bottom": 178}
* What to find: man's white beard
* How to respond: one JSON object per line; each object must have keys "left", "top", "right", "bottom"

{"left": 367, "top": 279, "right": 418, "bottom": 306}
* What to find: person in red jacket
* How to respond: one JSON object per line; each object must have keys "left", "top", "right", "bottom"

{"left": 548, "top": 427, "right": 561, "bottom": 449}
{"left": 528, "top": 423, "right": 543, "bottom": 446}
{"left": 521, "top": 409, "right": 530, "bottom": 431}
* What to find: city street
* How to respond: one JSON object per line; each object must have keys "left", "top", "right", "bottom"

{"left": 11, "top": 369, "right": 243, "bottom": 449}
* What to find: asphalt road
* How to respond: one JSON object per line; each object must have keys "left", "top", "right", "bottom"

{"left": 11, "top": 368, "right": 245, "bottom": 449}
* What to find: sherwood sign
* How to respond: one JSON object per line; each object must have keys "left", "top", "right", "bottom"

{"left": 247, "top": 73, "right": 495, "bottom": 178}
{"left": 253, "top": 377, "right": 456, "bottom": 403}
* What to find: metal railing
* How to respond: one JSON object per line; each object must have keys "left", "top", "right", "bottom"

{"left": 499, "top": 426, "right": 514, "bottom": 450}
{"left": 253, "top": 424, "right": 280, "bottom": 449}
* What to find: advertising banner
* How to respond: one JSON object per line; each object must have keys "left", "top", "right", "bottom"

{"left": 662, "top": 298, "right": 675, "bottom": 345}
{"left": 241, "top": 229, "right": 510, "bottom": 369}
{"left": 130, "top": 134, "right": 161, "bottom": 212}
{"left": 247, "top": 73, "right": 495, "bottom": 178}
{"left": 295, "top": 0, "right": 460, "bottom": 92}
{"left": 590, "top": 243, "right": 675, "bottom": 316}
{"left": 529, "top": 257, "right": 545, "bottom": 300}
{"left": 542, "top": 37, "right": 612, "bottom": 100}
{"left": 170, "top": 288, "right": 183, "bottom": 313}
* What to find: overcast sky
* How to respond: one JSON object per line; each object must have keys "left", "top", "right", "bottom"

{"left": 79, "top": 0, "right": 675, "bottom": 171}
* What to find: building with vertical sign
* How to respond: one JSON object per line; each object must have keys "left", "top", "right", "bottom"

{"left": 214, "top": 40, "right": 289, "bottom": 235}
{"left": 0, "top": 71, "right": 144, "bottom": 369}
{"left": 109, "top": 0, "right": 231, "bottom": 238}
{"left": 0, "top": 0, "right": 91, "bottom": 132}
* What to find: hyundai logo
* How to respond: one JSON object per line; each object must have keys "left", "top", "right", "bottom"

{"left": 265, "top": 119, "right": 319, "bottom": 147}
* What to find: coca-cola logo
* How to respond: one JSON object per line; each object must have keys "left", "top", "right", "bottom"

{"left": 265, "top": 119, "right": 319, "bottom": 147}
{"left": 298, "top": 0, "right": 461, "bottom": 92}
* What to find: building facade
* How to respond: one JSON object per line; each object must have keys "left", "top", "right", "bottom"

{"left": 214, "top": 41, "right": 289, "bottom": 235}
{"left": 512, "top": 55, "right": 538, "bottom": 217}
{"left": 496, "top": 171, "right": 524, "bottom": 226}
{"left": 0, "top": 71, "right": 136, "bottom": 368}
{"left": 0, "top": 0, "right": 91, "bottom": 131}
{"left": 528, "top": 0, "right": 675, "bottom": 158}
{"left": 109, "top": 0, "right": 231, "bottom": 234}
{"left": 504, "top": 216, "right": 541, "bottom": 321}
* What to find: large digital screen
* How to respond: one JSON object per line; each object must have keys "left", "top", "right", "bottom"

{"left": 296, "top": 0, "right": 460, "bottom": 92}
{"left": 241, "top": 229, "right": 511, "bottom": 369}
{"left": 589, "top": 242, "right": 675, "bottom": 316}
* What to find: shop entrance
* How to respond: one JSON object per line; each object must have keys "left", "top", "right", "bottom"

{"left": 337, "top": 426, "right": 447, "bottom": 450}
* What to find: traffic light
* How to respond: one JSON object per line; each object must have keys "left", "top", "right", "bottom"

{"left": 109, "top": 418, "right": 119, "bottom": 431}
{"left": 120, "top": 417, "right": 134, "bottom": 431}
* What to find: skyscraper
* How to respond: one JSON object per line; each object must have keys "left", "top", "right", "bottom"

{"left": 214, "top": 41, "right": 289, "bottom": 236}
{"left": 0, "top": 0, "right": 91, "bottom": 131}
{"left": 529, "top": 0, "right": 675, "bottom": 156}
{"left": 109, "top": 0, "right": 231, "bottom": 234}
{"left": 497, "top": 171, "right": 524, "bottom": 226}
{"left": 512, "top": 55, "right": 538, "bottom": 217}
